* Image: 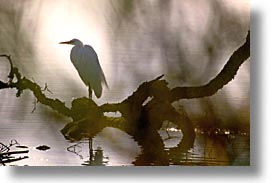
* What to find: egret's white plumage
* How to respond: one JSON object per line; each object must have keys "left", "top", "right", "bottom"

{"left": 60, "top": 39, "right": 108, "bottom": 98}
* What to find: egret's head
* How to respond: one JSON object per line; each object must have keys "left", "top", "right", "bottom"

{"left": 60, "top": 39, "right": 83, "bottom": 46}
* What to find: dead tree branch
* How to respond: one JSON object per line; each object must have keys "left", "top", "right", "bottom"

{"left": 170, "top": 31, "right": 250, "bottom": 101}
{"left": 0, "top": 31, "right": 250, "bottom": 144}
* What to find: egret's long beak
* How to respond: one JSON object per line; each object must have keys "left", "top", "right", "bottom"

{"left": 59, "top": 41, "right": 71, "bottom": 44}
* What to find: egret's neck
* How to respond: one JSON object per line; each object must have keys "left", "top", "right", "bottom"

{"left": 73, "top": 40, "right": 83, "bottom": 47}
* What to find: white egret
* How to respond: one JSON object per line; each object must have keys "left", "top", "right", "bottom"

{"left": 60, "top": 39, "right": 108, "bottom": 99}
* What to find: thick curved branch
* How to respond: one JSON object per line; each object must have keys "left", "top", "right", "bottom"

{"left": 170, "top": 31, "right": 250, "bottom": 101}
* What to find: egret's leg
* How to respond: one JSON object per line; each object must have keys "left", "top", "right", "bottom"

{"left": 88, "top": 86, "right": 93, "bottom": 99}
{"left": 89, "top": 138, "right": 93, "bottom": 161}
{"left": 165, "top": 121, "right": 172, "bottom": 139}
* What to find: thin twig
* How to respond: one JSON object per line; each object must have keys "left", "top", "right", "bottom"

{"left": 42, "top": 83, "right": 53, "bottom": 94}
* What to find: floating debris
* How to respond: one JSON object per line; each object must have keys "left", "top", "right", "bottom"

{"left": 16, "top": 145, "right": 28, "bottom": 149}
{"left": 36, "top": 145, "right": 50, "bottom": 151}
{"left": 0, "top": 142, "right": 10, "bottom": 153}
{"left": 9, "top": 139, "right": 20, "bottom": 146}
{"left": 1, "top": 141, "right": 29, "bottom": 166}
{"left": 1, "top": 153, "right": 29, "bottom": 165}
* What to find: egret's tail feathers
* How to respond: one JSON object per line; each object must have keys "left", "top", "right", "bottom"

{"left": 90, "top": 84, "right": 102, "bottom": 98}
{"left": 101, "top": 73, "right": 109, "bottom": 89}
{"left": 103, "top": 79, "right": 109, "bottom": 89}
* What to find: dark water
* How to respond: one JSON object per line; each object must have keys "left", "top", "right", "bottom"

{"left": 162, "top": 131, "right": 250, "bottom": 166}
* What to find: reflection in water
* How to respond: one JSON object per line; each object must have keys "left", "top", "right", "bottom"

{"left": 62, "top": 129, "right": 249, "bottom": 166}
{"left": 166, "top": 132, "right": 249, "bottom": 166}
{"left": 0, "top": 126, "right": 249, "bottom": 166}
{"left": 82, "top": 146, "right": 108, "bottom": 166}
{"left": 67, "top": 139, "right": 109, "bottom": 166}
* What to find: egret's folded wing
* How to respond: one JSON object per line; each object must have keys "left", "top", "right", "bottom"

{"left": 70, "top": 45, "right": 104, "bottom": 98}
{"left": 85, "top": 45, "right": 108, "bottom": 88}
